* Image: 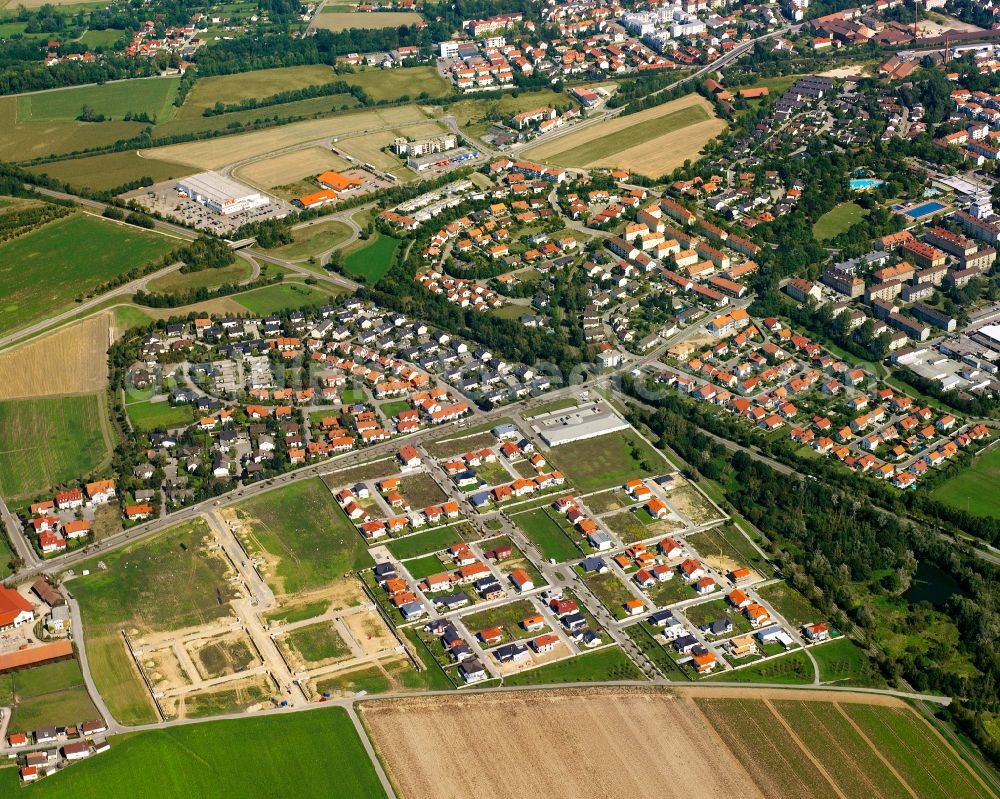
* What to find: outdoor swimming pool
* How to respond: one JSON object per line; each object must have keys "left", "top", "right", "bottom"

{"left": 896, "top": 200, "right": 948, "bottom": 219}
{"left": 849, "top": 178, "right": 884, "bottom": 190}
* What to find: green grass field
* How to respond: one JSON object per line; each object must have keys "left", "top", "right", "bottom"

{"left": 442, "top": 89, "right": 568, "bottom": 139}
{"left": 502, "top": 646, "right": 643, "bottom": 686}
{"left": 175, "top": 65, "right": 338, "bottom": 118}
{"left": 513, "top": 508, "right": 581, "bottom": 562}
{"left": 146, "top": 261, "right": 252, "bottom": 293}
{"left": 236, "top": 478, "right": 373, "bottom": 595}
{"left": 931, "top": 444, "right": 1000, "bottom": 518}
{"left": 386, "top": 525, "right": 464, "bottom": 560}
{"left": 30, "top": 150, "right": 192, "bottom": 193}
{"left": 341, "top": 66, "right": 450, "bottom": 101}
{"left": 344, "top": 234, "right": 400, "bottom": 282}
{"left": 0, "top": 213, "right": 175, "bottom": 335}
{"left": 0, "top": 708, "right": 387, "bottom": 798}
{"left": 268, "top": 219, "right": 352, "bottom": 261}
{"left": 812, "top": 637, "right": 885, "bottom": 687}
{"left": 234, "top": 282, "right": 341, "bottom": 315}
{"left": 686, "top": 524, "right": 773, "bottom": 577}
{"left": 544, "top": 103, "right": 710, "bottom": 167}
{"left": 77, "top": 28, "right": 127, "bottom": 49}
{"left": 0, "top": 393, "right": 110, "bottom": 501}
{"left": 282, "top": 622, "right": 350, "bottom": 664}
{"left": 757, "top": 581, "right": 824, "bottom": 628}
{"left": 315, "top": 665, "right": 392, "bottom": 696}
{"left": 2, "top": 658, "right": 100, "bottom": 731}
{"left": 813, "top": 201, "right": 868, "bottom": 241}
{"left": 705, "top": 649, "right": 815, "bottom": 684}
{"left": 548, "top": 429, "right": 664, "bottom": 492}
{"left": 72, "top": 518, "right": 234, "bottom": 724}
{"left": 17, "top": 77, "right": 180, "bottom": 122}
{"left": 124, "top": 397, "right": 195, "bottom": 432}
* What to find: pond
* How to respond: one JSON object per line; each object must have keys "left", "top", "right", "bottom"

{"left": 902, "top": 560, "right": 962, "bottom": 607}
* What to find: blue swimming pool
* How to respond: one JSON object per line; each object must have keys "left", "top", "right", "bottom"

{"left": 902, "top": 200, "right": 947, "bottom": 219}
{"left": 849, "top": 178, "right": 884, "bottom": 190}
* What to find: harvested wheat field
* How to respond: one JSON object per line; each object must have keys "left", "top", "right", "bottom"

{"left": 522, "top": 94, "right": 726, "bottom": 175}
{"left": 0, "top": 313, "right": 110, "bottom": 399}
{"left": 362, "top": 687, "right": 992, "bottom": 799}
{"left": 234, "top": 146, "right": 353, "bottom": 189}
{"left": 142, "top": 105, "right": 431, "bottom": 171}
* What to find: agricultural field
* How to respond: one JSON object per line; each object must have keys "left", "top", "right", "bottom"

{"left": 234, "top": 478, "right": 373, "bottom": 596}
{"left": 521, "top": 94, "right": 726, "bottom": 175}
{"left": 174, "top": 65, "right": 337, "bottom": 118}
{"left": 234, "top": 146, "right": 352, "bottom": 191}
{"left": 931, "top": 444, "right": 1000, "bottom": 517}
{"left": 813, "top": 201, "right": 868, "bottom": 241}
{"left": 265, "top": 218, "right": 353, "bottom": 261}
{"left": 344, "top": 234, "right": 400, "bottom": 282}
{"left": 547, "top": 429, "right": 664, "bottom": 492}
{"left": 0, "top": 708, "right": 387, "bottom": 798}
{"left": 0, "top": 313, "right": 110, "bottom": 399}
{"left": 0, "top": 212, "right": 175, "bottom": 336}
{"left": 16, "top": 77, "right": 180, "bottom": 123}
{"left": 0, "top": 392, "right": 111, "bottom": 501}
{"left": 0, "top": 96, "right": 146, "bottom": 162}
{"left": 2, "top": 659, "right": 99, "bottom": 731}
{"left": 142, "top": 105, "right": 431, "bottom": 170}
{"left": 341, "top": 66, "right": 450, "bottom": 101}
{"left": 313, "top": 10, "right": 423, "bottom": 30}
{"left": 70, "top": 519, "right": 236, "bottom": 725}
{"left": 30, "top": 150, "right": 192, "bottom": 192}
{"left": 233, "top": 282, "right": 343, "bottom": 315}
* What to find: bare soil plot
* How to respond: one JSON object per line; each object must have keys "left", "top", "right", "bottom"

{"left": 313, "top": 10, "right": 423, "bottom": 30}
{"left": 666, "top": 485, "right": 723, "bottom": 525}
{"left": 0, "top": 313, "right": 110, "bottom": 398}
{"left": 142, "top": 105, "right": 430, "bottom": 170}
{"left": 234, "top": 145, "right": 352, "bottom": 190}
{"left": 189, "top": 630, "right": 259, "bottom": 680}
{"left": 521, "top": 94, "right": 725, "bottom": 175}
{"left": 344, "top": 609, "right": 397, "bottom": 656}
{"left": 165, "top": 672, "right": 275, "bottom": 720}
{"left": 362, "top": 688, "right": 767, "bottom": 799}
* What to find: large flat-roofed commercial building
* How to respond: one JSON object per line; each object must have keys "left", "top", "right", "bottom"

{"left": 175, "top": 172, "right": 270, "bottom": 216}
{"left": 532, "top": 401, "right": 631, "bottom": 446}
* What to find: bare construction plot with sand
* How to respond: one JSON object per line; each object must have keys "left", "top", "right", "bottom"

{"left": 521, "top": 94, "right": 726, "bottom": 175}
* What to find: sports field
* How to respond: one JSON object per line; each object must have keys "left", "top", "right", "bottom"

{"left": 931, "top": 443, "right": 1000, "bottom": 517}
{"left": 0, "top": 313, "right": 109, "bottom": 399}
{"left": 235, "top": 478, "right": 374, "bottom": 596}
{"left": 364, "top": 687, "right": 993, "bottom": 799}
{"left": 0, "top": 393, "right": 111, "bottom": 500}
{"left": 0, "top": 212, "right": 175, "bottom": 335}
{"left": 267, "top": 219, "right": 353, "bottom": 260}
{"left": 813, "top": 201, "right": 868, "bottom": 241}
{"left": 31, "top": 150, "right": 191, "bottom": 192}
{"left": 521, "top": 94, "right": 725, "bottom": 174}
{"left": 71, "top": 519, "right": 235, "bottom": 725}
{"left": 142, "top": 105, "right": 431, "bottom": 170}
{"left": 344, "top": 234, "right": 400, "bottom": 281}
{"left": 2, "top": 658, "right": 100, "bottom": 731}
{"left": 16, "top": 77, "right": 180, "bottom": 122}
{"left": 313, "top": 10, "right": 423, "bottom": 30}
{"left": 0, "top": 709, "right": 387, "bottom": 798}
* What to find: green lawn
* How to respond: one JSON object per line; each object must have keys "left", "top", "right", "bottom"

{"left": 502, "top": 646, "right": 643, "bottom": 685}
{"left": 757, "top": 581, "right": 824, "bottom": 628}
{"left": 400, "top": 553, "right": 447, "bottom": 580}
{"left": 812, "top": 637, "right": 885, "bottom": 687}
{"left": 281, "top": 621, "right": 351, "bottom": 664}
{"left": 0, "top": 708, "right": 387, "bottom": 798}
{"left": 386, "top": 525, "right": 464, "bottom": 560}
{"left": 461, "top": 598, "right": 541, "bottom": 641}
{"left": 398, "top": 472, "right": 448, "bottom": 508}
{"left": 0, "top": 393, "right": 110, "bottom": 501}
{"left": 931, "top": 444, "right": 1000, "bottom": 518}
{"left": 315, "top": 665, "right": 392, "bottom": 696}
{"left": 77, "top": 28, "right": 127, "bottom": 49}
{"left": 3, "top": 659, "right": 100, "bottom": 731}
{"left": 513, "top": 507, "right": 581, "bottom": 562}
{"left": 812, "top": 201, "right": 868, "bottom": 241}
{"left": 268, "top": 219, "right": 352, "bottom": 261}
{"left": 17, "top": 77, "right": 180, "bottom": 122}
{"left": 234, "top": 282, "right": 341, "bottom": 315}
{"left": 146, "top": 261, "right": 252, "bottom": 293}
{"left": 72, "top": 519, "right": 234, "bottom": 725}
{"left": 341, "top": 66, "right": 450, "bottom": 101}
{"left": 0, "top": 213, "right": 175, "bottom": 336}
{"left": 379, "top": 399, "right": 411, "bottom": 418}
{"left": 705, "top": 649, "right": 815, "bottom": 684}
{"left": 344, "top": 234, "right": 400, "bottom": 282}
{"left": 236, "top": 478, "right": 373, "bottom": 595}
{"left": 548, "top": 429, "right": 664, "bottom": 492}
{"left": 544, "top": 102, "right": 710, "bottom": 166}
{"left": 124, "top": 397, "right": 195, "bottom": 432}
